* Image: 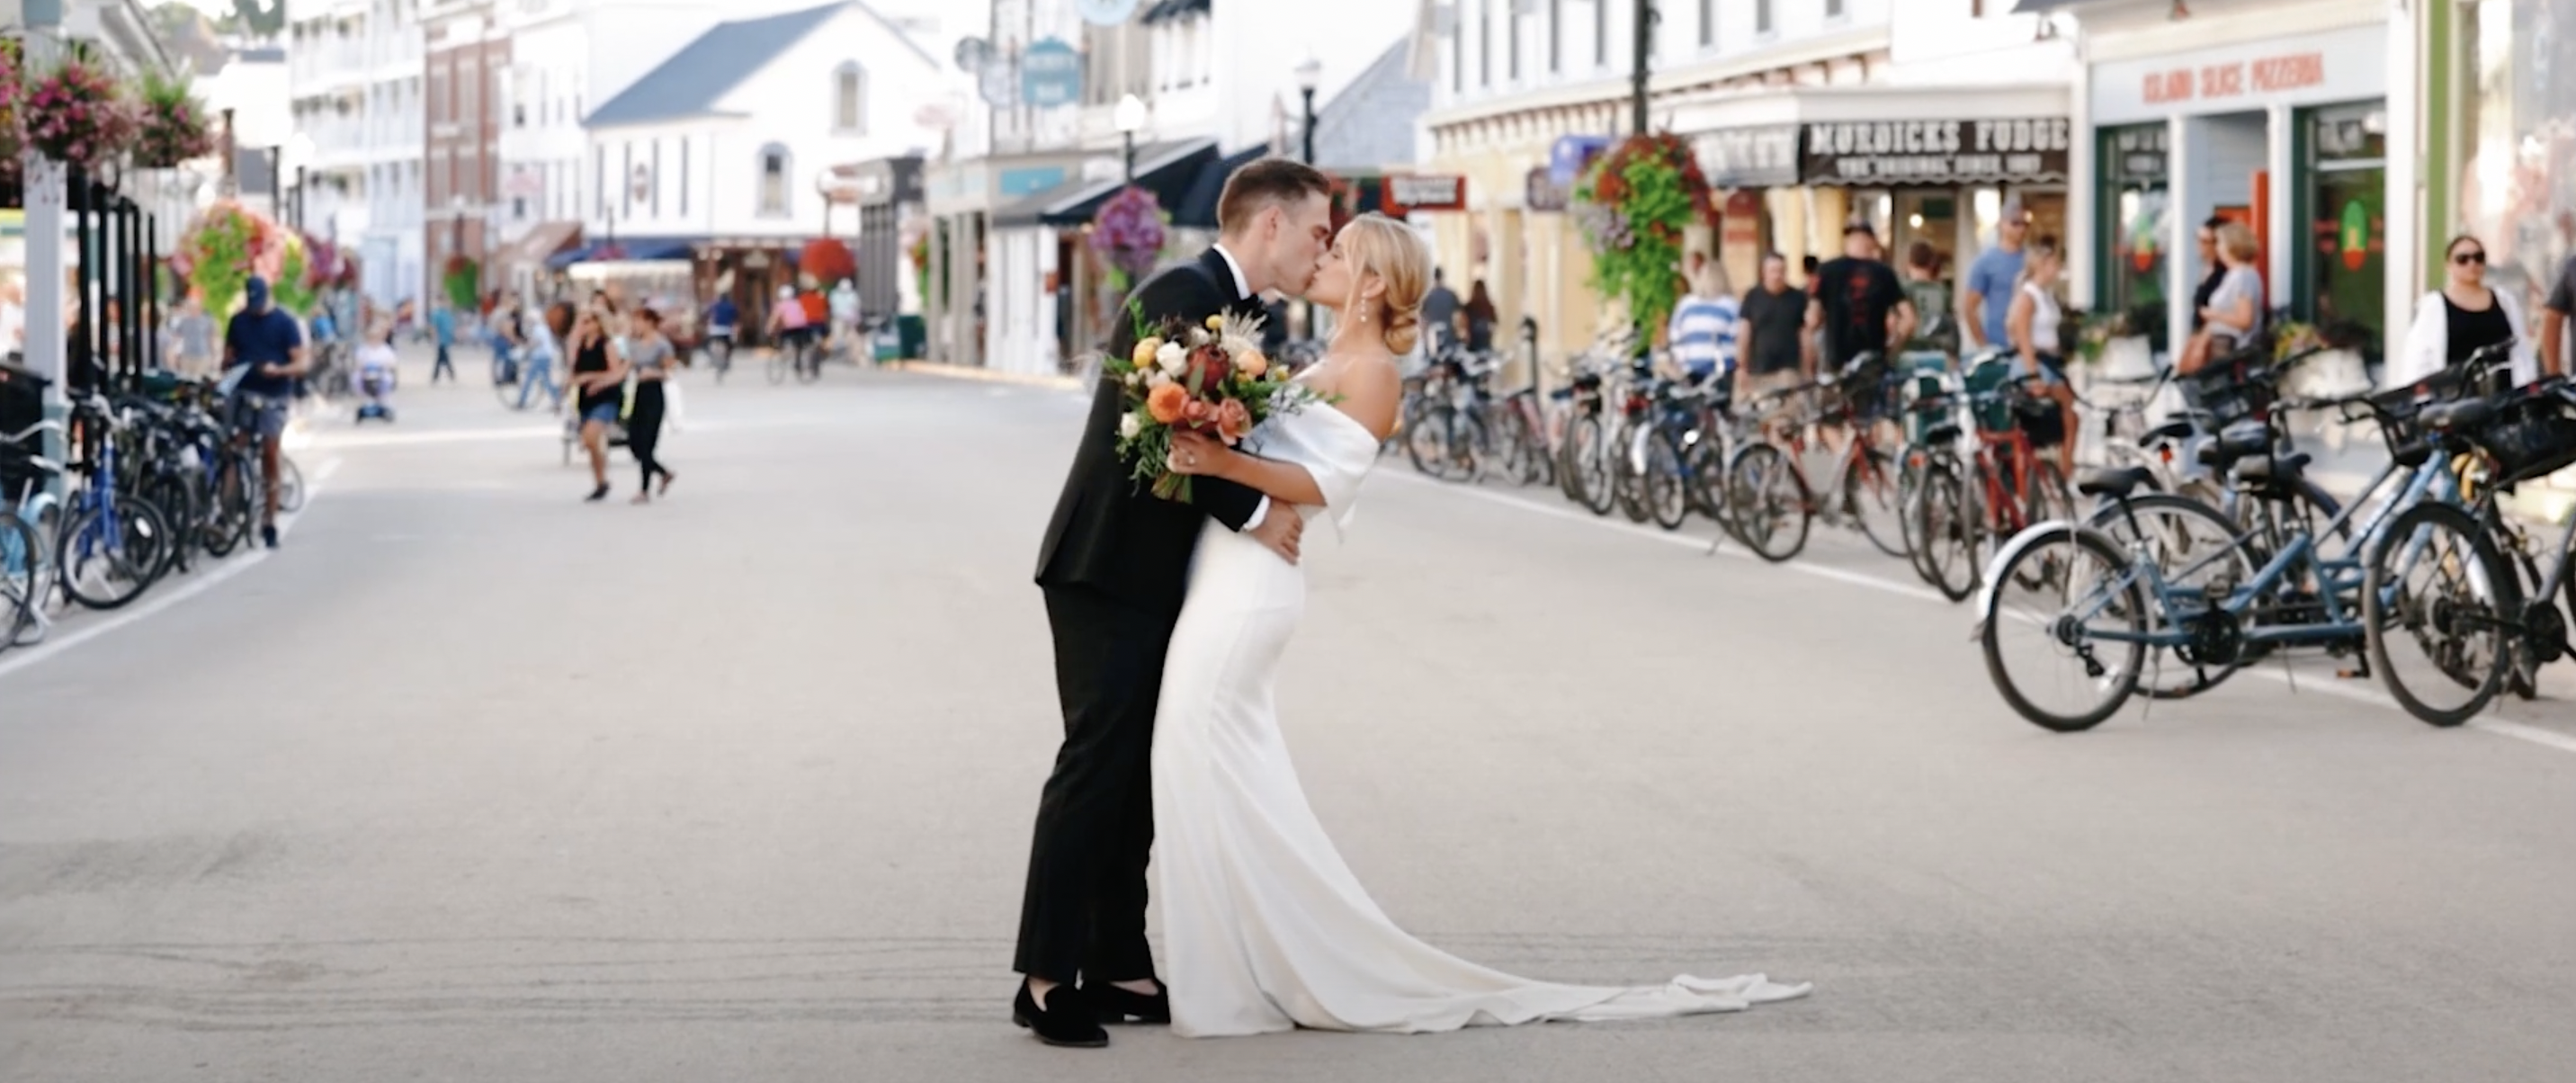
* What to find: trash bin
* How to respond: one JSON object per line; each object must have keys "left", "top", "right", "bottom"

{"left": 896, "top": 314, "right": 926, "bottom": 360}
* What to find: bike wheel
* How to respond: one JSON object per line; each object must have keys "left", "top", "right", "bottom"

{"left": 59, "top": 495, "right": 172, "bottom": 611}
{"left": 204, "top": 457, "right": 253, "bottom": 558}
{"left": 0, "top": 512, "right": 39, "bottom": 651}
{"left": 1843, "top": 445, "right": 1909, "bottom": 559}
{"left": 276, "top": 456, "right": 307, "bottom": 514}
{"left": 2364, "top": 502, "right": 2517, "bottom": 727}
{"left": 1725, "top": 442, "right": 1811, "bottom": 562}
{"left": 1686, "top": 438, "right": 1735, "bottom": 537}
{"left": 1642, "top": 430, "right": 1690, "bottom": 532}
{"left": 2505, "top": 550, "right": 2546, "bottom": 701}
{"left": 140, "top": 475, "right": 199, "bottom": 578}
{"left": 2087, "top": 494, "right": 2255, "bottom": 701}
{"left": 1491, "top": 407, "right": 1539, "bottom": 487}
{"left": 766, "top": 350, "right": 790, "bottom": 385}
{"left": 1613, "top": 424, "right": 1652, "bottom": 524}
{"left": 1570, "top": 416, "right": 1616, "bottom": 515}
{"left": 796, "top": 345, "right": 822, "bottom": 384}
{"left": 1917, "top": 457, "right": 1981, "bottom": 601}
{"left": 1405, "top": 403, "right": 1453, "bottom": 479}
{"left": 1981, "top": 525, "right": 2147, "bottom": 731}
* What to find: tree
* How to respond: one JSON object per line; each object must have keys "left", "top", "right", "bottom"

{"left": 231, "top": 0, "right": 285, "bottom": 39}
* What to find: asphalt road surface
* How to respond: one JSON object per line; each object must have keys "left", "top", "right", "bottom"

{"left": 4, "top": 356, "right": 2572, "bottom": 1082}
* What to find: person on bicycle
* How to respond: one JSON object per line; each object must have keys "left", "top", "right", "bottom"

{"left": 2005, "top": 237, "right": 2080, "bottom": 478}
{"left": 703, "top": 291, "right": 738, "bottom": 365}
{"left": 766, "top": 284, "right": 811, "bottom": 368}
{"left": 221, "top": 276, "right": 307, "bottom": 550}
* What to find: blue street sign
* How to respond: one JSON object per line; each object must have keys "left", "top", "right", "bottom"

{"left": 1021, "top": 38, "right": 1083, "bottom": 109}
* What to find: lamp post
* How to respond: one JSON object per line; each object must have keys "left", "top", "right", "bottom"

{"left": 1114, "top": 94, "right": 1147, "bottom": 185}
{"left": 1293, "top": 58, "right": 1321, "bottom": 165}
{"left": 283, "top": 132, "right": 317, "bottom": 232}
{"left": 448, "top": 194, "right": 467, "bottom": 290}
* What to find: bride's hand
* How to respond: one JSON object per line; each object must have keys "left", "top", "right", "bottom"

{"left": 1168, "top": 431, "right": 1231, "bottom": 478}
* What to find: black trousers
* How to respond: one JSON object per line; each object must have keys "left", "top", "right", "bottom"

{"left": 431, "top": 345, "right": 453, "bottom": 382}
{"left": 1014, "top": 586, "right": 1177, "bottom": 983}
{"left": 627, "top": 380, "right": 669, "bottom": 490}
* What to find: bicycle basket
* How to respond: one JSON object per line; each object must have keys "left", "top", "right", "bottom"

{"left": 1962, "top": 357, "right": 2017, "bottom": 432}
{"left": 2473, "top": 395, "right": 2576, "bottom": 486}
{"left": 2179, "top": 356, "right": 2278, "bottom": 425}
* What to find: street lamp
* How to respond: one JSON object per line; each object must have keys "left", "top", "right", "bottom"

{"left": 1114, "top": 93, "right": 1147, "bottom": 184}
{"left": 283, "top": 131, "right": 317, "bottom": 232}
{"left": 448, "top": 194, "right": 466, "bottom": 275}
{"left": 1293, "top": 58, "right": 1322, "bottom": 165}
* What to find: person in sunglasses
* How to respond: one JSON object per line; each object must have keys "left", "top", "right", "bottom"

{"left": 2392, "top": 235, "right": 2538, "bottom": 391}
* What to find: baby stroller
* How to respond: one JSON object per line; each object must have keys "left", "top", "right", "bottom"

{"left": 352, "top": 352, "right": 398, "bottom": 423}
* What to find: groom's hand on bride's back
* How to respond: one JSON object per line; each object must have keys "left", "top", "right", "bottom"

{"left": 1248, "top": 510, "right": 1303, "bottom": 566}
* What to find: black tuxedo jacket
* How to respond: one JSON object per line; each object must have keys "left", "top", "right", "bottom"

{"left": 1034, "top": 247, "right": 1269, "bottom": 614}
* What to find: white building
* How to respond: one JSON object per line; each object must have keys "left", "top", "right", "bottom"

{"left": 286, "top": 0, "right": 428, "bottom": 314}
{"left": 572, "top": 0, "right": 951, "bottom": 314}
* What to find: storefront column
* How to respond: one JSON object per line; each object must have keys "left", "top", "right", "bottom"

{"left": 2069, "top": 71, "right": 2097, "bottom": 309}
{"left": 2163, "top": 114, "right": 2195, "bottom": 353}
{"left": 2384, "top": 0, "right": 2425, "bottom": 324}
{"left": 2265, "top": 102, "right": 2297, "bottom": 301}
{"left": 1495, "top": 208, "right": 1525, "bottom": 354}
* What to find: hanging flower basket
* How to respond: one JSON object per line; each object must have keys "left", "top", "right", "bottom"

{"left": 22, "top": 54, "right": 140, "bottom": 175}
{"left": 1572, "top": 132, "right": 1717, "bottom": 336}
{"left": 0, "top": 39, "right": 26, "bottom": 164}
{"left": 175, "top": 200, "right": 297, "bottom": 317}
{"left": 135, "top": 67, "right": 218, "bottom": 169}
{"left": 801, "top": 237, "right": 856, "bottom": 286}
{"left": 1090, "top": 186, "right": 1169, "bottom": 288}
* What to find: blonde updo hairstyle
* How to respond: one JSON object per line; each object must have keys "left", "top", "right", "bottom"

{"left": 1332, "top": 212, "right": 1430, "bottom": 356}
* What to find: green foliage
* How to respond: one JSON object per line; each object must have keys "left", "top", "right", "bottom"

{"left": 231, "top": 0, "right": 285, "bottom": 37}
{"left": 443, "top": 259, "right": 480, "bottom": 312}
{"left": 1571, "top": 133, "right": 1716, "bottom": 339}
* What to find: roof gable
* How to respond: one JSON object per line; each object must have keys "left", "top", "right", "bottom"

{"left": 586, "top": 1, "right": 934, "bottom": 130}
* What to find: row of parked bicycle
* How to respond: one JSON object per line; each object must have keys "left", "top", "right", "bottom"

{"left": 0, "top": 371, "right": 306, "bottom": 654}
{"left": 1391, "top": 330, "right": 2576, "bottom": 732}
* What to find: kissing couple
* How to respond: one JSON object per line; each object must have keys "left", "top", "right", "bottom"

{"left": 1015, "top": 157, "right": 1809, "bottom": 1046}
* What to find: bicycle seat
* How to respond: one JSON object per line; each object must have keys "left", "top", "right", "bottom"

{"left": 2077, "top": 465, "right": 2158, "bottom": 500}
{"left": 2230, "top": 451, "right": 2312, "bottom": 485}
{"left": 1922, "top": 420, "right": 1963, "bottom": 444}
{"left": 2195, "top": 420, "right": 2276, "bottom": 469}
{"left": 2140, "top": 417, "right": 2199, "bottom": 446}
{"left": 2421, "top": 398, "right": 2498, "bottom": 431}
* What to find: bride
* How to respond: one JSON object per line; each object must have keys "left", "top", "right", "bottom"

{"left": 1157, "top": 214, "right": 1811, "bottom": 1037}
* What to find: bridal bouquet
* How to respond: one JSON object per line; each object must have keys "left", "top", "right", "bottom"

{"left": 1103, "top": 304, "right": 1311, "bottom": 503}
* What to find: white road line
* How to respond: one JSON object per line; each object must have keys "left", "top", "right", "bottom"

{"left": 1390, "top": 468, "right": 2576, "bottom": 756}
{"left": 0, "top": 456, "right": 339, "bottom": 684}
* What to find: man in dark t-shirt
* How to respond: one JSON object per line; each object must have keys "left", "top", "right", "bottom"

{"left": 224, "top": 275, "right": 308, "bottom": 550}
{"left": 1805, "top": 223, "right": 1914, "bottom": 374}
{"left": 2541, "top": 252, "right": 2576, "bottom": 380}
{"left": 1419, "top": 269, "right": 1462, "bottom": 354}
{"left": 1735, "top": 252, "right": 1810, "bottom": 407}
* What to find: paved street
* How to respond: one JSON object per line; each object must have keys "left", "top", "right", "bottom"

{"left": 4, "top": 351, "right": 2574, "bottom": 1082}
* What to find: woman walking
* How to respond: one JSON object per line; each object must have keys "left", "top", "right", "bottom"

{"left": 623, "top": 307, "right": 681, "bottom": 503}
{"left": 563, "top": 304, "right": 627, "bottom": 502}
{"left": 2004, "top": 237, "right": 2080, "bottom": 478}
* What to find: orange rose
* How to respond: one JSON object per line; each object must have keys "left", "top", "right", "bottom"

{"left": 1215, "top": 398, "right": 1253, "bottom": 443}
{"left": 1146, "top": 383, "right": 1188, "bottom": 425}
{"left": 1232, "top": 346, "right": 1268, "bottom": 379}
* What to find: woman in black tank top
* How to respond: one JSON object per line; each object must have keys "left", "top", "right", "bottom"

{"left": 563, "top": 305, "right": 628, "bottom": 501}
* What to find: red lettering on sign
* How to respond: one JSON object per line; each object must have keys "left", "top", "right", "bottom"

{"left": 2251, "top": 53, "right": 2324, "bottom": 92}
{"left": 2143, "top": 69, "right": 2194, "bottom": 104}
{"left": 2199, "top": 63, "right": 2246, "bottom": 98}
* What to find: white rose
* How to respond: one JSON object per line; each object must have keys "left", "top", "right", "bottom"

{"left": 1156, "top": 342, "right": 1186, "bottom": 374}
{"left": 1118, "top": 414, "right": 1141, "bottom": 439}
{"left": 1148, "top": 369, "right": 1174, "bottom": 389}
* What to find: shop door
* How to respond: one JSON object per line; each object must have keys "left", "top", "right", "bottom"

{"left": 1892, "top": 191, "right": 1958, "bottom": 278}
{"left": 2301, "top": 103, "right": 2387, "bottom": 360}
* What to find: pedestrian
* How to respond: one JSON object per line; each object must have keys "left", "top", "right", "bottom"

{"left": 1462, "top": 279, "right": 1498, "bottom": 353}
{"left": 174, "top": 295, "right": 217, "bottom": 379}
{"left": 221, "top": 276, "right": 308, "bottom": 549}
{"left": 2394, "top": 234, "right": 2537, "bottom": 391}
{"left": 1806, "top": 223, "right": 1915, "bottom": 376}
{"left": 703, "top": 291, "right": 738, "bottom": 364}
{"left": 766, "top": 283, "right": 810, "bottom": 366}
{"left": 622, "top": 307, "right": 680, "bottom": 503}
{"left": 1963, "top": 200, "right": 2030, "bottom": 356}
{"left": 562, "top": 305, "right": 625, "bottom": 502}
{"left": 830, "top": 277, "right": 862, "bottom": 345}
{"left": 2177, "top": 222, "right": 2263, "bottom": 376}
{"left": 1419, "top": 268, "right": 1462, "bottom": 354}
{"left": 2537, "top": 238, "right": 2576, "bottom": 381}
{"left": 1666, "top": 259, "right": 1739, "bottom": 386}
{"left": 429, "top": 300, "right": 457, "bottom": 383}
{"left": 1900, "top": 241, "right": 1956, "bottom": 359}
{"left": 1735, "top": 253, "right": 1811, "bottom": 414}
{"left": 2188, "top": 215, "right": 2230, "bottom": 334}
{"left": 2004, "top": 236, "right": 2079, "bottom": 477}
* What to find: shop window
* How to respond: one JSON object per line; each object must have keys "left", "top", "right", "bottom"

{"left": 2298, "top": 103, "right": 2386, "bottom": 359}
{"left": 758, "top": 144, "right": 792, "bottom": 219}
{"left": 834, "top": 63, "right": 866, "bottom": 133}
{"left": 2097, "top": 123, "right": 2171, "bottom": 354}
{"left": 2457, "top": 0, "right": 2576, "bottom": 323}
{"left": 1756, "top": 0, "right": 1774, "bottom": 35}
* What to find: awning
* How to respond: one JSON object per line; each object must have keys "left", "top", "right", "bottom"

{"left": 1169, "top": 144, "right": 1272, "bottom": 229}
{"left": 1032, "top": 139, "right": 1221, "bottom": 228}
{"left": 1667, "top": 84, "right": 2072, "bottom": 189}
{"left": 548, "top": 236, "right": 696, "bottom": 270}
{"left": 497, "top": 220, "right": 582, "bottom": 271}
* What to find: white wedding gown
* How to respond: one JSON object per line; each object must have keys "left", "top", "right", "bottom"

{"left": 1150, "top": 388, "right": 1811, "bottom": 1037}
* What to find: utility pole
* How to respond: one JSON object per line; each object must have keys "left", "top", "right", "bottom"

{"left": 1630, "top": 0, "right": 1657, "bottom": 137}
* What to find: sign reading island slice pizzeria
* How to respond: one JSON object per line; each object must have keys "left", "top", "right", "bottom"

{"left": 1799, "top": 118, "right": 2071, "bottom": 186}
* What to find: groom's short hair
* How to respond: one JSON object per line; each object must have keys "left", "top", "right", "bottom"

{"left": 1217, "top": 158, "right": 1333, "bottom": 235}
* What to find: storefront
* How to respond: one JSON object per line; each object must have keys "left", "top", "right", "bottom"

{"left": 1419, "top": 115, "right": 1623, "bottom": 380}
{"left": 2084, "top": 20, "right": 2393, "bottom": 362}
{"left": 1673, "top": 86, "right": 2071, "bottom": 316}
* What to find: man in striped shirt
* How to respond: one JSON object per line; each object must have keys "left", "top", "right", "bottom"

{"left": 1666, "top": 257, "right": 1740, "bottom": 385}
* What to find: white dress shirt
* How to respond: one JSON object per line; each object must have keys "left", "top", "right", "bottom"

{"left": 1209, "top": 243, "right": 1270, "bottom": 531}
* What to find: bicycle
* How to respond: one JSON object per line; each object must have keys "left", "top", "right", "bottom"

{"left": 1723, "top": 352, "right": 1909, "bottom": 563}
{"left": 1910, "top": 357, "right": 2078, "bottom": 601}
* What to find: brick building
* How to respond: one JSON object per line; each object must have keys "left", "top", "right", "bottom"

{"left": 424, "top": 0, "right": 508, "bottom": 308}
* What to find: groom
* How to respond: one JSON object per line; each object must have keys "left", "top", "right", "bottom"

{"left": 1017, "top": 157, "right": 1337, "bottom": 1048}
